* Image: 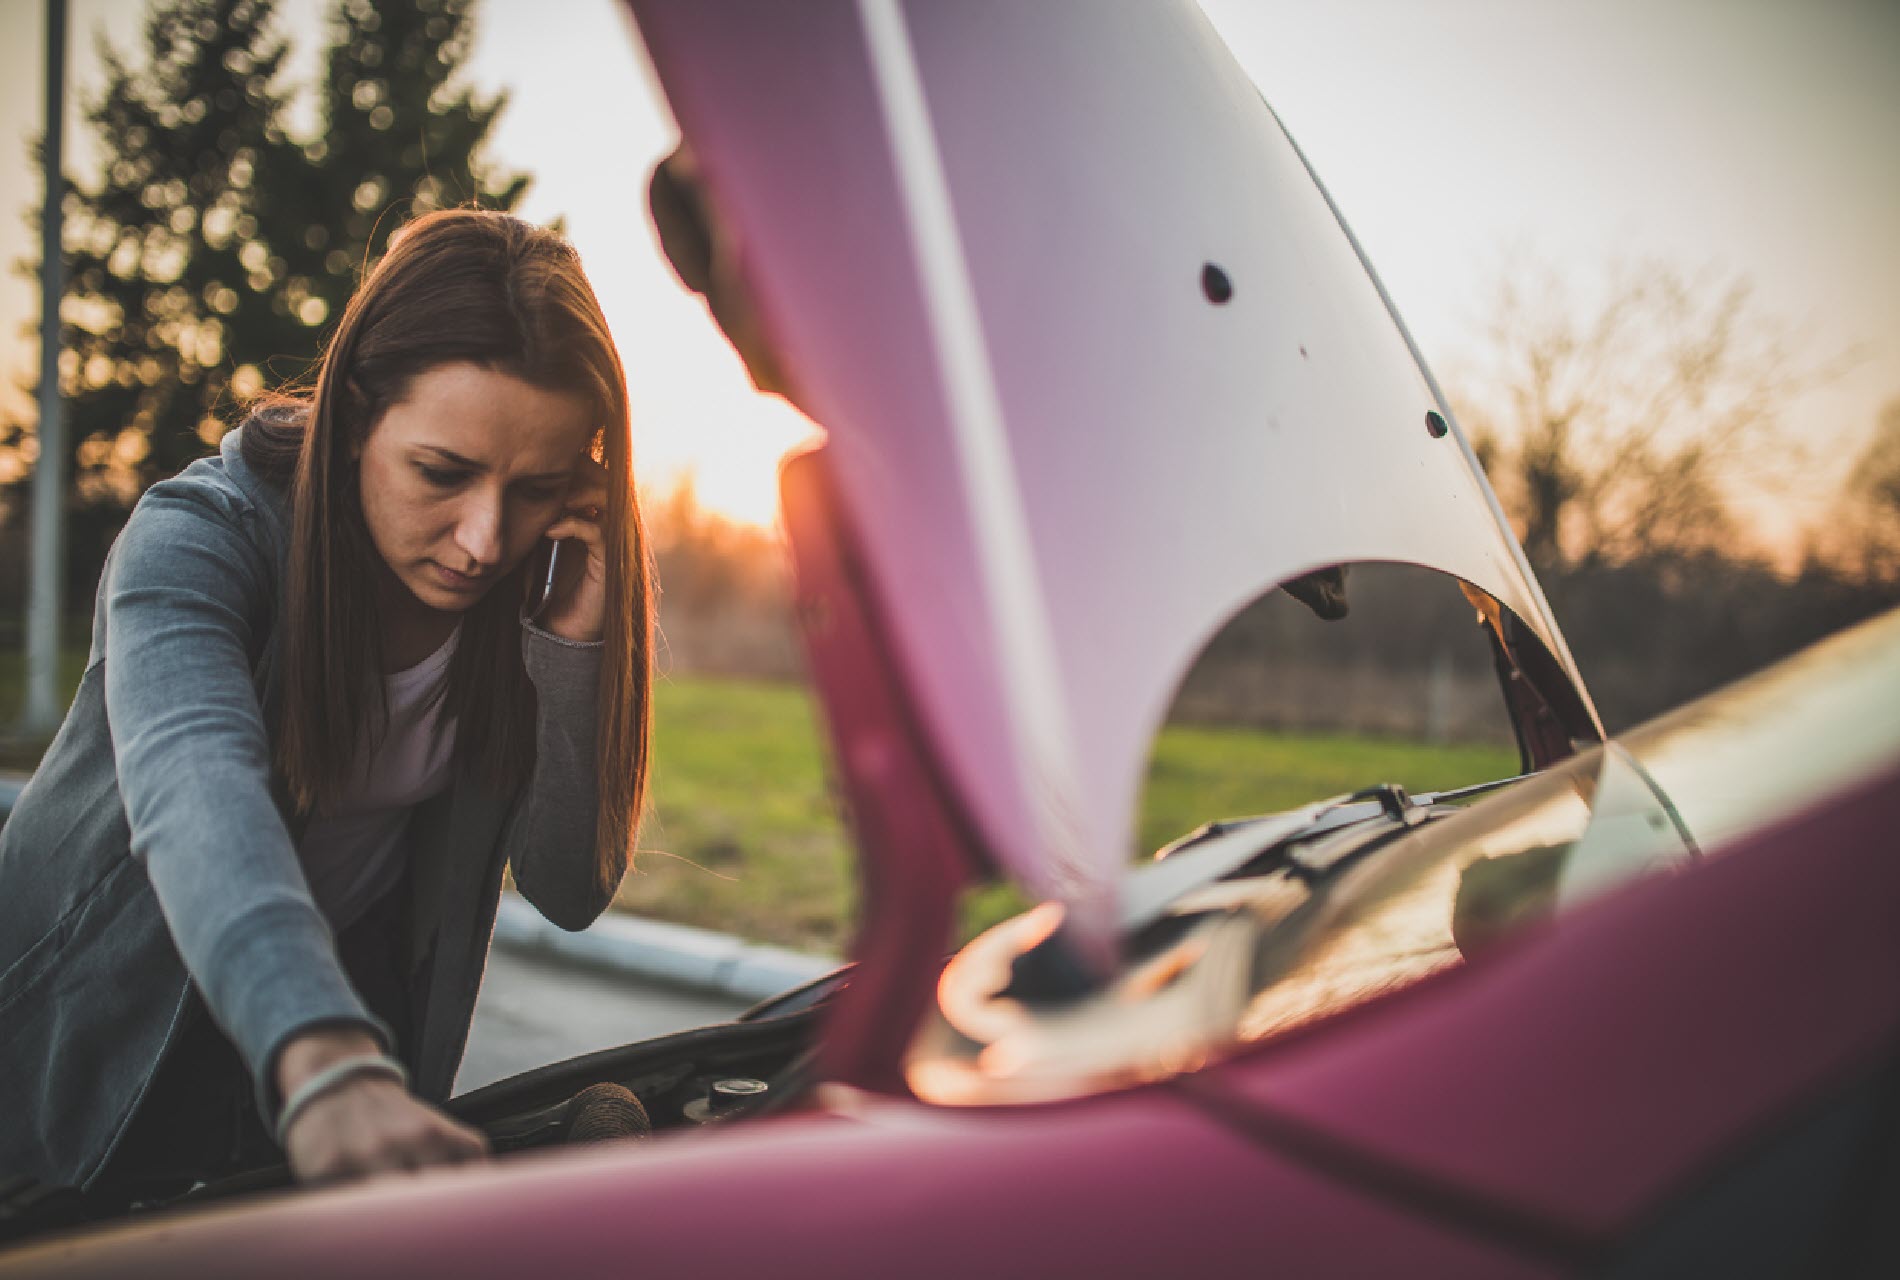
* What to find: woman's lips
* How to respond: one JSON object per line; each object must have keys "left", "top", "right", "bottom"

{"left": 428, "top": 561, "right": 490, "bottom": 593}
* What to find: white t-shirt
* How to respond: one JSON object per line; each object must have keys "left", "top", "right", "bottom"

{"left": 298, "top": 625, "right": 459, "bottom": 930}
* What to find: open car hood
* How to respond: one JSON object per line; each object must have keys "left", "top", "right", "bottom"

{"left": 628, "top": 0, "right": 1598, "bottom": 1065}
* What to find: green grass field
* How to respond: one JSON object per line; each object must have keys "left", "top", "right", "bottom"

{"left": 1, "top": 655, "right": 1517, "bottom": 954}
{"left": 630, "top": 677, "right": 1517, "bottom": 954}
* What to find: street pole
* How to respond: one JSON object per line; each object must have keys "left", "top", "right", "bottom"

{"left": 23, "top": 0, "right": 68, "bottom": 735}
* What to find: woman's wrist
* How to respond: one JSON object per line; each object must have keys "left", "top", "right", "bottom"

{"left": 275, "top": 1024, "right": 387, "bottom": 1103}
{"left": 521, "top": 614, "right": 605, "bottom": 649}
{"left": 275, "top": 1051, "right": 409, "bottom": 1149}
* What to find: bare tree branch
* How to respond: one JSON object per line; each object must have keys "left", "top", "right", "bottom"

{"left": 1450, "top": 255, "right": 1844, "bottom": 568}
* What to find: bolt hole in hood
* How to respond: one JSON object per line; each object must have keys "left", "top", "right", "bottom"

{"left": 628, "top": 0, "right": 1599, "bottom": 1088}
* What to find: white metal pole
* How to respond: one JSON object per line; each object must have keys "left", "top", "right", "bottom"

{"left": 23, "top": 0, "right": 68, "bottom": 734}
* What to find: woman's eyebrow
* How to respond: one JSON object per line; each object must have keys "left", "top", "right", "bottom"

{"left": 414, "top": 445, "right": 570, "bottom": 483}
{"left": 415, "top": 445, "right": 482, "bottom": 470}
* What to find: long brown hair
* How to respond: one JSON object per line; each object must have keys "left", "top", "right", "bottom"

{"left": 242, "top": 209, "right": 650, "bottom": 893}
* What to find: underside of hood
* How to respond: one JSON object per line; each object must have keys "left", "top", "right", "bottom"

{"left": 628, "top": 0, "right": 1599, "bottom": 985}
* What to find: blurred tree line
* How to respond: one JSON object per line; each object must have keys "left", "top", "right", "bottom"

{"left": 1181, "top": 261, "right": 1900, "bottom": 740}
{"left": 645, "top": 475, "right": 800, "bottom": 680}
{"left": 3, "top": 0, "right": 524, "bottom": 599}
{"left": 1447, "top": 258, "right": 1900, "bottom": 730}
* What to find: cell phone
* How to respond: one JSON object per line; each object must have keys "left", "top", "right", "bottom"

{"left": 524, "top": 538, "right": 562, "bottom": 622}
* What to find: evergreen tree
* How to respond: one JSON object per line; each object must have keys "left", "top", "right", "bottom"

{"left": 57, "top": 0, "right": 296, "bottom": 510}
{"left": 21, "top": 0, "right": 527, "bottom": 591}
{"left": 275, "top": 0, "right": 527, "bottom": 331}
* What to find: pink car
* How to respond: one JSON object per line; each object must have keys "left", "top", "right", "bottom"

{"left": 6, "top": 2, "right": 1896, "bottom": 1274}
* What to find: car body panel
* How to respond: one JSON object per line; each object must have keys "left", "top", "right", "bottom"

{"left": 777, "top": 446, "right": 977, "bottom": 1090}
{"left": 6, "top": 1095, "right": 1549, "bottom": 1279}
{"left": 630, "top": 0, "right": 1598, "bottom": 959}
{"left": 1188, "top": 757, "right": 1900, "bottom": 1247}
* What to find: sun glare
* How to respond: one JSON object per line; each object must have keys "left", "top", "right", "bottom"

{"left": 639, "top": 399, "right": 820, "bottom": 531}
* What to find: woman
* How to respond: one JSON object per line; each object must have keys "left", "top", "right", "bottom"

{"left": 0, "top": 209, "right": 651, "bottom": 1196}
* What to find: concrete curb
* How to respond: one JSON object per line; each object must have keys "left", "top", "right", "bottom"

{"left": 492, "top": 893, "right": 839, "bottom": 1005}
{"left": 1, "top": 770, "right": 836, "bottom": 1007}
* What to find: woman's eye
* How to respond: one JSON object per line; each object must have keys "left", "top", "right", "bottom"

{"left": 416, "top": 464, "right": 466, "bottom": 488}
{"left": 523, "top": 484, "right": 566, "bottom": 504}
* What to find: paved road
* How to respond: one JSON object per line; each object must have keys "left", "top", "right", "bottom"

{"left": 456, "top": 945, "right": 748, "bottom": 1094}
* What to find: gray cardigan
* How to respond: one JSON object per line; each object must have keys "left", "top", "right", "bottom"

{"left": 0, "top": 429, "right": 620, "bottom": 1189}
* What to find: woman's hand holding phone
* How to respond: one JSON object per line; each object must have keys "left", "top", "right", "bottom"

{"left": 532, "top": 456, "right": 612, "bottom": 643}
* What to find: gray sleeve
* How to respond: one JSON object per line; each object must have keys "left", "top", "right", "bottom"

{"left": 103, "top": 479, "right": 386, "bottom": 1124}
{"left": 502, "top": 620, "right": 622, "bottom": 931}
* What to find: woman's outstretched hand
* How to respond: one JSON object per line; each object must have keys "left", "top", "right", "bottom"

{"left": 276, "top": 1027, "right": 489, "bottom": 1185}
{"left": 536, "top": 456, "right": 612, "bottom": 644}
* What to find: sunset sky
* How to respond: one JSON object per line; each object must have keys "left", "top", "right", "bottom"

{"left": 1, "top": 0, "right": 1896, "bottom": 534}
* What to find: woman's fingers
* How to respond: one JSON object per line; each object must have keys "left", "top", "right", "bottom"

{"left": 284, "top": 1077, "right": 491, "bottom": 1186}
{"left": 531, "top": 456, "right": 613, "bottom": 642}
{"left": 541, "top": 511, "right": 604, "bottom": 548}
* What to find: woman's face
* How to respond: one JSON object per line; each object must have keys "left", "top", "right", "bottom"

{"left": 356, "top": 361, "right": 597, "bottom": 615}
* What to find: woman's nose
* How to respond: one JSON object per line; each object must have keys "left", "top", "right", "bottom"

{"left": 452, "top": 495, "right": 505, "bottom": 571}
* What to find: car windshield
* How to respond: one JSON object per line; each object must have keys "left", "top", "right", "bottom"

{"left": 1239, "top": 744, "right": 1693, "bottom": 1044}
{"left": 907, "top": 743, "right": 1694, "bottom": 1107}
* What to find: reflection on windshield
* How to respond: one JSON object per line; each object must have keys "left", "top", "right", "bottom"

{"left": 909, "top": 744, "right": 1696, "bottom": 1106}
{"left": 1616, "top": 607, "right": 1900, "bottom": 856}
{"left": 1239, "top": 746, "right": 1692, "bottom": 1044}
